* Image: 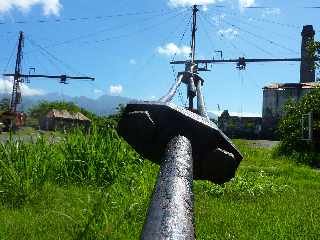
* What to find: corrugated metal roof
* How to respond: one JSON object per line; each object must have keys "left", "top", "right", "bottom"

{"left": 263, "top": 82, "right": 320, "bottom": 90}
{"left": 46, "top": 109, "right": 91, "bottom": 121}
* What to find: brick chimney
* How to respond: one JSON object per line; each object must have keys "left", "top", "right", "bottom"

{"left": 300, "top": 25, "right": 315, "bottom": 83}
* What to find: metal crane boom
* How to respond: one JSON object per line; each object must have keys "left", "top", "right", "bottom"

{"left": 3, "top": 74, "right": 95, "bottom": 83}
{"left": 10, "top": 31, "right": 24, "bottom": 113}
{"left": 170, "top": 57, "right": 302, "bottom": 65}
{"left": 3, "top": 31, "right": 95, "bottom": 115}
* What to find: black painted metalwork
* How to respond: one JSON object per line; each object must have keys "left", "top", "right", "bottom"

{"left": 117, "top": 5, "right": 243, "bottom": 239}
{"left": 118, "top": 101, "right": 242, "bottom": 184}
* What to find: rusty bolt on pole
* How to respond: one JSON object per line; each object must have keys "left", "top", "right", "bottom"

{"left": 141, "top": 136, "right": 194, "bottom": 240}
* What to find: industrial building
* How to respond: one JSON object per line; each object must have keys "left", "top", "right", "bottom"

{"left": 218, "top": 25, "right": 319, "bottom": 139}
{"left": 262, "top": 25, "right": 320, "bottom": 138}
{"left": 218, "top": 110, "right": 262, "bottom": 139}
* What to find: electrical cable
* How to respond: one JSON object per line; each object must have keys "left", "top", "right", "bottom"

{"left": 170, "top": 11, "right": 193, "bottom": 107}
{"left": 26, "top": 37, "right": 82, "bottom": 75}
{"left": 203, "top": 11, "right": 299, "bottom": 55}
{"left": 92, "top": 10, "right": 188, "bottom": 45}
{"left": 171, "top": 13, "right": 193, "bottom": 63}
{"left": 23, "top": 9, "right": 188, "bottom": 54}
{"left": 200, "top": 14, "right": 245, "bottom": 56}
{"left": 211, "top": 5, "right": 301, "bottom": 30}
{"left": 0, "top": 9, "right": 180, "bottom": 26}
{"left": 25, "top": 39, "right": 51, "bottom": 75}
{"left": 198, "top": 15, "right": 217, "bottom": 56}
{"left": 211, "top": 7, "right": 299, "bottom": 41}
{"left": 2, "top": 39, "right": 18, "bottom": 74}
{"left": 57, "top": 9, "right": 184, "bottom": 45}
{"left": 200, "top": 13, "right": 245, "bottom": 57}
{"left": 129, "top": 10, "right": 190, "bottom": 86}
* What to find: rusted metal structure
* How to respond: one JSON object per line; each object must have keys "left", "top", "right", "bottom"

{"left": 2, "top": 31, "right": 95, "bottom": 130}
{"left": 118, "top": 5, "right": 242, "bottom": 239}
{"left": 172, "top": 24, "right": 318, "bottom": 140}
{"left": 119, "top": 5, "right": 320, "bottom": 238}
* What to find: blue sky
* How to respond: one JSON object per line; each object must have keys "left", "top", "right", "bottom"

{"left": 0, "top": 0, "right": 319, "bottom": 116}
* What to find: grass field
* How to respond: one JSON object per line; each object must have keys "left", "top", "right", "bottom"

{"left": 0, "top": 129, "right": 319, "bottom": 239}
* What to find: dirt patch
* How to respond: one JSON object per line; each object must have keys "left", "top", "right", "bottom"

{"left": 246, "top": 140, "right": 280, "bottom": 149}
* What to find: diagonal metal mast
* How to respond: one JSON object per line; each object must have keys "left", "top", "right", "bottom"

{"left": 4, "top": 31, "right": 95, "bottom": 113}
{"left": 10, "top": 31, "right": 24, "bottom": 113}
{"left": 186, "top": 5, "right": 208, "bottom": 118}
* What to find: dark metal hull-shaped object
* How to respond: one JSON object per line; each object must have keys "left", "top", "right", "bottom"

{"left": 118, "top": 101, "right": 242, "bottom": 184}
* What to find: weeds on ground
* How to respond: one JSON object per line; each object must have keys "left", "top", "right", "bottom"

{"left": 0, "top": 125, "right": 141, "bottom": 208}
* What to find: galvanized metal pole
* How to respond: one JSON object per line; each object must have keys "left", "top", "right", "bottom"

{"left": 187, "top": 5, "right": 198, "bottom": 111}
{"left": 141, "top": 135, "right": 194, "bottom": 240}
{"left": 159, "top": 74, "right": 184, "bottom": 103}
{"left": 187, "top": 76, "right": 196, "bottom": 110}
{"left": 196, "top": 80, "right": 208, "bottom": 119}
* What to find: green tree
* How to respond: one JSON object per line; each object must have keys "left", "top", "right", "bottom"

{"left": 278, "top": 88, "right": 320, "bottom": 160}
{"left": 28, "top": 101, "right": 96, "bottom": 120}
{"left": 308, "top": 40, "right": 320, "bottom": 79}
{"left": 309, "top": 41, "right": 320, "bottom": 64}
{"left": 0, "top": 98, "right": 10, "bottom": 112}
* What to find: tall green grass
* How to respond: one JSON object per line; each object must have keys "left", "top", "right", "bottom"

{"left": 0, "top": 133, "right": 319, "bottom": 239}
{"left": 0, "top": 126, "right": 141, "bottom": 208}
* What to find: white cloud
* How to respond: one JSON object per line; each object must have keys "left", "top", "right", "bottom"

{"left": 217, "top": 27, "right": 238, "bottom": 39}
{"left": 129, "top": 59, "right": 137, "bottom": 65}
{"left": 157, "top": 43, "right": 191, "bottom": 57}
{"left": 168, "top": 0, "right": 216, "bottom": 7}
{"left": 262, "top": 8, "right": 281, "bottom": 17}
{"left": 239, "top": 0, "right": 255, "bottom": 9}
{"left": 168, "top": 0, "right": 256, "bottom": 10}
{"left": 109, "top": 84, "right": 123, "bottom": 95}
{"left": 0, "top": 0, "right": 62, "bottom": 16}
{"left": 202, "top": 5, "right": 208, "bottom": 11}
{"left": 212, "top": 13, "right": 226, "bottom": 26}
{"left": 210, "top": 110, "right": 261, "bottom": 118}
{"left": 0, "top": 78, "right": 44, "bottom": 96}
{"left": 93, "top": 89, "right": 103, "bottom": 95}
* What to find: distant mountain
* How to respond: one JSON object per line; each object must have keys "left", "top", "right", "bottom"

{"left": 0, "top": 93, "right": 132, "bottom": 116}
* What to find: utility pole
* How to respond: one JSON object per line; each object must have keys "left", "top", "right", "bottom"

{"left": 191, "top": 5, "right": 198, "bottom": 64}
{"left": 11, "top": 31, "right": 24, "bottom": 113}
{"left": 2, "top": 31, "right": 95, "bottom": 130}
{"left": 186, "top": 5, "right": 198, "bottom": 111}
{"left": 4, "top": 31, "right": 95, "bottom": 114}
{"left": 186, "top": 5, "right": 208, "bottom": 118}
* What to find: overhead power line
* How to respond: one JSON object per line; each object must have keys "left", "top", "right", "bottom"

{"left": 171, "top": 14, "right": 193, "bottom": 63}
{"left": 224, "top": 20, "right": 299, "bottom": 54}
{"left": 202, "top": 11, "right": 299, "bottom": 55}
{"left": 213, "top": 5, "right": 320, "bottom": 9}
{"left": 0, "top": 9, "right": 179, "bottom": 26}
{"left": 0, "top": 9, "right": 187, "bottom": 65}
{"left": 23, "top": 9, "right": 188, "bottom": 52}
{"left": 2, "top": 39, "right": 18, "bottom": 74}
{"left": 211, "top": 8, "right": 298, "bottom": 41}
{"left": 200, "top": 12, "right": 275, "bottom": 57}
{"left": 26, "top": 37, "right": 82, "bottom": 75}
{"left": 211, "top": 6, "right": 301, "bottom": 30}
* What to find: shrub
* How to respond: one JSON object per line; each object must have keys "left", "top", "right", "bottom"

{"left": 278, "top": 88, "right": 320, "bottom": 165}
